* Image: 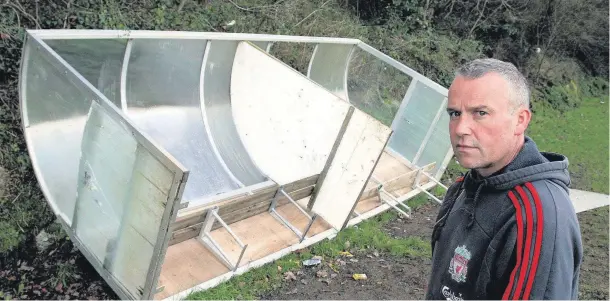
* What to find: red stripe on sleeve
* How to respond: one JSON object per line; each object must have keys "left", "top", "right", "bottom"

{"left": 523, "top": 182, "right": 544, "bottom": 299}
{"left": 503, "top": 190, "right": 524, "bottom": 300}
{"left": 514, "top": 185, "right": 535, "bottom": 300}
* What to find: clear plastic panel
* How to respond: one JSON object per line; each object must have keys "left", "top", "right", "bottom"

{"left": 125, "top": 39, "right": 240, "bottom": 202}
{"left": 202, "top": 40, "right": 267, "bottom": 187}
{"left": 44, "top": 39, "right": 126, "bottom": 108}
{"left": 387, "top": 80, "right": 445, "bottom": 162}
{"left": 22, "top": 41, "right": 94, "bottom": 223}
{"left": 414, "top": 105, "right": 452, "bottom": 175}
{"left": 346, "top": 48, "right": 412, "bottom": 127}
{"left": 307, "top": 44, "right": 354, "bottom": 101}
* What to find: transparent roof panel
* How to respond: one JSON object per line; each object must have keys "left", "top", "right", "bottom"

{"left": 44, "top": 39, "right": 126, "bottom": 108}
{"left": 346, "top": 48, "right": 412, "bottom": 127}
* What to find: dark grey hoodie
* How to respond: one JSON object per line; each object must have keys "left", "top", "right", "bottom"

{"left": 426, "top": 136, "right": 583, "bottom": 300}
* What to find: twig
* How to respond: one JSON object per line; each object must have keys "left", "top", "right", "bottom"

{"left": 12, "top": 192, "right": 22, "bottom": 204}
{"left": 225, "top": 0, "right": 280, "bottom": 12}
{"left": 293, "top": 0, "right": 332, "bottom": 28}
{"left": 5, "top": 1, "right": 41, "bottom": 29}
{"left": 63, "top": 0, "right": 72, "bottom": 29}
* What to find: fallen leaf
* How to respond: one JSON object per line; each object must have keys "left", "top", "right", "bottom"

{"left": 283, "top": 272, "right": 296, "bottom": 281}
{"left": 277, "top": 266, "right": 283, "bottom": 272}
{"left": 296, "top": 270, "right": 304, "bottom": 276}
{"left": 344, "top": 241, "right": 351, "bottom": 250}
{"left": 373, "top": 251, "right": 380, "bottom": 257}
{"left": 285, "top": 288, "right": 298, "bottom": 295}
{"left": 300, "top": 279, "right": 307, "bottom": 285}
{"left": 338, "top": 251, "right": 353, "bottom": 257}
{"left": 350, "top": 259, "right": 359, "bottom": 263}
{"left": 331, "top": 273, "right": 338, "bottom": 279}
{"left": 353, "top": 273, "right": 367, "bottom": 280}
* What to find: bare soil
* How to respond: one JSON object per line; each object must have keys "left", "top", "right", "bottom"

{"left": 259, "top": 203, "right": 440, "bottom": 300}
{"left": 261, "top": 203, "right": 610, "bottom": 300}
{"left": 577, "top": 206, "right": 609, "bottom": 300}
{"left": 0, "top": 228, "right": 117, "bottom": 300}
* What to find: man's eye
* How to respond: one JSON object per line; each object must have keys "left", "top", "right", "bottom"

{"left": 477, "top": 111, "right": 487, "bottom": 116}
{"left": 448, "top": 111, "right": 460, "bottom": 117}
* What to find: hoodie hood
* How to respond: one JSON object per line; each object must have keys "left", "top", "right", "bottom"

{"left": 462, "top": 136, "right": 571, "bottom": 193}
{"left": 457, "top": 136, "right": 571, "bottom": 229}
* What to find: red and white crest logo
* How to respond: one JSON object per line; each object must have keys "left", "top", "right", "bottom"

{"left": 449, "top": 245, "right": 471, "bottom": 283}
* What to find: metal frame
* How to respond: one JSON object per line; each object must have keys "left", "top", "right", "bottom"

{"left": 370, "top": 176, "right": 412, "bottom": 218}
{"left": 198, "top": 206, "right": 249, "bottom": 272}
{"left": 119, "top": 39, "right": 132, "bottom": 113}
{"left": 269, "top": 186, "right": 318, "bottom": 243}
{"left": 411, "top": 169, "right": 448, "bottom": 204}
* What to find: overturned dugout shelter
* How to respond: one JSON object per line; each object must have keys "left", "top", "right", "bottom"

{"left": 19, "top": 29, "right": 453, "bottom": 300}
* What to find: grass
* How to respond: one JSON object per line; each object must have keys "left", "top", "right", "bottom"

{"left": 527, "top": 96, "right": 609, "bottom": 194}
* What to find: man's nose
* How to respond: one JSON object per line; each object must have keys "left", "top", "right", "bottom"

{"left": 453, "top": 116, "right": 471, "bottom": 136}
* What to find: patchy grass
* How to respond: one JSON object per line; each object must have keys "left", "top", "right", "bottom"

{"left": 527, "top": 96, "right": 609, "bottom": 194}
{"left": 187, "top": 204, "right": 431, "bottom": 300}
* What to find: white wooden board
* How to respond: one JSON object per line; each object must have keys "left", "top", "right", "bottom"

{"left": 73, "top": 101, "right": 187, "bottom": 299}
{"left": 310, "top": 108, "right": 392, "bottom": 229}
{"left": 230, "top": 41, "right": 351, "bottom": 185}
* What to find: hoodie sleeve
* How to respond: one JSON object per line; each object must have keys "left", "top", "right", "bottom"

{"left": 491, "top": 181, "right": 583, "bottom": 300}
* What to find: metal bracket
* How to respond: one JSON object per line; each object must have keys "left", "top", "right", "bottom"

{"left": 412, "top": 169, "right": 448, "bottom": 204}
{"left": 269, "top": 187, "right": 318, "bottom": 243}
{"left": 197, "top": 206, "right": 248, "bottom": 272}
{"left": 370, "top": 175, "right": 411, "bottom": 218}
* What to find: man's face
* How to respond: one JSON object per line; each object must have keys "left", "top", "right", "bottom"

{"left": 447, "top": 72, "right": 529, "bottom": 175}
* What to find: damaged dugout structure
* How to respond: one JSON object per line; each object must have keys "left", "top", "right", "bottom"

{"left": 18, "top": 29, "right": 453, "bottom": 300}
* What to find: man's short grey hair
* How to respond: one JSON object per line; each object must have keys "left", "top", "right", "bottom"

{"left": 456, "top": 58, "right": 530, "bottom": 110}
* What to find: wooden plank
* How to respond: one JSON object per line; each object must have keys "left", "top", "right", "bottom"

{"left": 172, "top": 175, "right": 318, "bottom": 232}
{"left": 310, "top": 108, "right": 392, "bottom": 229}
{"left": 168, "top": 186, "right": 315, "bottom": 245}
{"left": 156, "top": 201, "right": 332, "bottom": 300}
{"left": 231, "top": 41, "right": 352, "bottom": 185}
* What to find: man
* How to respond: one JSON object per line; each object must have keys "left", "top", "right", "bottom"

{"left": 425, "top": 58, "right": 583, "bottom": 300}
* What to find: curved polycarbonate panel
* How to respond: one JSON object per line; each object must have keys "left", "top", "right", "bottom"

{"left": 125, "top": 39, "right": 241, "bottom": 202}
{"left": 414, "top": 102, "right": 452, "bottom": 174}
{"left": 387, "top": 80, "right": 445, "bottom": 162}
{"left": 44, "top": 39, "right": 126, "bottom": 108}
{"left": 307, "top": 44, "right": 354, "bottom": 101}
{"left": 21, "top": 40, "right": 94, "bottom": 223}
{"left": 202, "top": 40, "right": 267, "bottom": 186}
{"left": 346, "top": 48, "right": 412, "bottom": 126}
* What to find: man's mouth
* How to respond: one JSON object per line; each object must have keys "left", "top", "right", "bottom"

{"left": 456, "top": 144, "right": 476, "bottom": 150}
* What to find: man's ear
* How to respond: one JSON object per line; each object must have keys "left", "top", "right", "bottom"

{"left": 514, "top": 106, "right": 531, "bottom": 135}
